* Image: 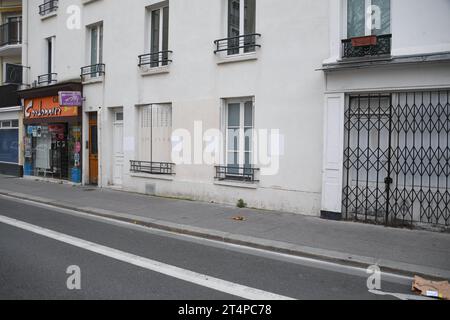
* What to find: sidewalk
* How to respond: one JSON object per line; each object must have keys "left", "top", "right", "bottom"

{"left": 0, "top": 175, "right": 449, "bottom": 279}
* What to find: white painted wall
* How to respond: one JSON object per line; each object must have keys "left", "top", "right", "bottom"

{"left": 24, "top": 0, "right": 330, "bottom": 215}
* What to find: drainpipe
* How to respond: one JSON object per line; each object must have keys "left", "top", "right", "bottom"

{"left": 22, "top": 0, "right": 29, "bottom": 87}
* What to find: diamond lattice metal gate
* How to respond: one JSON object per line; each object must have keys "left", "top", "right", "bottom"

{"left": 343, "top": 91, "right": 450, "bottom": 227}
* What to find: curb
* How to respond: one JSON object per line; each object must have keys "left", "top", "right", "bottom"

{"left": 1, "top": 189, "right": 449, "bottom": 280}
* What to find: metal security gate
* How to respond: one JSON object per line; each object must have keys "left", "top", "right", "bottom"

{"left": 343, "top": 91, "right": 450, "bottom": 227}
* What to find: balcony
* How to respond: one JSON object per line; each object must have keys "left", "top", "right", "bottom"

{"left": 130, "top": 161, "right": 175, "bottom": 175}
{"left": 0, "top": 17, "right": 22, "bottom": 56}
{"left": 37, "top": 73, "right": 57, "bottom": 86}
{"left": 214, "top": 33, "right": 261, "bottom": 56}
{"left": 342, "top": 34, "right": 392, "bottom": 59}
{"left": 138, "top": 51, "right": 173, "bottom": 68}
{"left": 81, "top": 64, "right": 105, "bottom": 83}
{"left": 39, "top": 0, "right": 58, "bottom": 16}
{"left": 215, "top": 166, "right": 259, "bottom": 183}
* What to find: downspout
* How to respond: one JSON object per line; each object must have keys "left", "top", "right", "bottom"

{"left": 22, "top": 0, "right": 29, "bottom": 88}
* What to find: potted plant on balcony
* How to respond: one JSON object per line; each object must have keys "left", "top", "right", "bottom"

{"left": 351, "top": 35, "right": 378, "bottom": 47}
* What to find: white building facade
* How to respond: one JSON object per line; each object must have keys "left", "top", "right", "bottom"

{"left": 21, "top": 0, "right": 450, "bottom": 227}
{"left": 321, "top": 0, "right": 450, "bottom": 227}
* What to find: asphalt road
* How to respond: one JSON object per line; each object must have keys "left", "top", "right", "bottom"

{"left": 0, "top": 195, "right": 418, "bottom": 300}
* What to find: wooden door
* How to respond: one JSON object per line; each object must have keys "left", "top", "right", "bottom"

{"left": 89, "top": 113, "right": 98, "bottom": 185}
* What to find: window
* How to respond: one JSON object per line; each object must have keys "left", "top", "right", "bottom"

{"left": 227, "top": 0, "right": 256, "bottom": 55}
{"left": 226, "top": 99, "right": 254, "bottom": 171}
{"left": 90, "top": 24, "right": 103, "bottom": 66}
{"left": 347, "top": 0, "right": 390, "bottom": 38}
{"left": 138, "top": 104, "right": 172, "bottom": 164}
{"left": 82, "top": 23, "right": 104, "bottom": 80}
{"left": 149, "top": 4, "right": 169, "bottom": 67}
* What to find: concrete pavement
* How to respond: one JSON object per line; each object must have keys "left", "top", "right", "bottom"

{"left": 0, "top": 175, "right": 449, "bottom": 280}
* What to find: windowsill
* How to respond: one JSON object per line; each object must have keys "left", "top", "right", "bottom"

{"left": 139, "top": 65, "right": 170, "bottom": 77}
{"left": 40, "top": 12, "right": 57, "bottom": 21}
{"left": 216, "top": 52, "right": 258, "bottom": 65}
{"left": 130, "top": 172, "right": 174, "bottom": 181}
{"left": 214, "top": 180, "right": 259, "bottom": 190}
{"left": 82, "top": 76, "right": 104, "bottom": 85}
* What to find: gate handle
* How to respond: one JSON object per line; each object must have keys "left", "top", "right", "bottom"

{"left": 384, "top": 177, "right": 393, "bottom": 185}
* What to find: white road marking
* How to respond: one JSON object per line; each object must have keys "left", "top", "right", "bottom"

{"left": 0, "top": 214, "right": 294, "bottom": 300}
{"left": 0, "top": 194, "right": 414, "bottom": 283}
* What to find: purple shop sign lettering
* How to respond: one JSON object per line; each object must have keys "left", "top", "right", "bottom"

{"left": 59, "top": 91, "right": 83, "bottom": 106}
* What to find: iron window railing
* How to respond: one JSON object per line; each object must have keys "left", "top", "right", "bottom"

{"left": 81, "top": 63, "right": 105, "bottom": 81}
{"left": 130, "top": 161, "right": 175, "bottom": 175}
{"left": 37, "top": 73, "right": 57, "bottom": 85}
{"left": 215, "top": 166, "right": 259, "bottom": 183}
{"left": 39, "top": 0, "right": 59, "bottom": 16}
{"left": 138, "top": 51, "right": 173, "bottom": 68}
{"left": 0, "top": 17, "right": 22, "bottom": 47}
{"left": 342, "top": 34, "right": 392, "bottom": 59}
{"left": 214, "top": 33, "right": 261, "bottom": 55}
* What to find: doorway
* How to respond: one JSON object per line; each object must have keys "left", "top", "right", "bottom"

{"left": 112, "top": 110, "right": 124, "bottom": 186}
{"left": 88, "top": 113, "right": 98, "bottom": 185}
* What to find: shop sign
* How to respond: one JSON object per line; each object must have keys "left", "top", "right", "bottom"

{"left": 24, "top": 96, "right": 78, "bottom": 120}
{"left": 59, "top": 91, "right": 83, "bottom": 107}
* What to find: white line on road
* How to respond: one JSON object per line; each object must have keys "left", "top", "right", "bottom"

{"left": 0, "top": 214, "right": 295, "bottom": 300}
{"left": 0, "top": 194, "right": 415, "bottom": 283}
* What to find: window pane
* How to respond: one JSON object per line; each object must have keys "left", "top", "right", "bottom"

{"left": 90, "top": 125, "right": 98, "bottom": 155}
{"left": 91, "top": 28, "right": 98, "bottom": 65}
{"left": 11, "top": 120, "right": 19, "bottom": 128}
{"left": 151, "top": 9, "right": 160, "bottom": 67}
{"left": 244, "top": 129, "right": 252, "bottom": 152}
{"left": 228, "top": 0, "right": 240, "bottom": 55}
{"left": 99, "top": 25, "right": 103, "bottom": 63}
{"left": 244, "top": 0, "right": 256, "bottom": 53}
{"left": 244, "top": 152, "right": 252, "bottom": 167}
{"left": 244, "top": 101, "right": 253, "bottom": 127}
{"left": 162, "top": 6, "right": 170, "bottom": 65}
{"left": 227, "top": 152, "right": 239, "bottom": 167}
{"left": 347, "top": 0, "right": 365, "bottom": 38}
{"left": 228, "top": 103, "right": 240, "bottom": 127}
{"left": 227, "top": 129, "right": 240, "bottom": 152}
{"left": 116, "top": 112, "right": 124, "bottom": 121}
{"left": 371, "top": 0, "right": 390, "bottom": 35}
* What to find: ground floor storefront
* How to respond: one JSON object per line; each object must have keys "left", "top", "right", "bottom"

{"left": 321, "top": 61, "right": 450, "bottom": 228}
{"left": 19, "top": 83, "right": 83, "bottom": 184}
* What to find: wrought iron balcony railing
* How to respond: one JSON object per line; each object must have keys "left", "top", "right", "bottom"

{"left": 138, "top": 51, "right": 173, "bottom": 68}
{"left": 39, "top": 0, "right": 59, "bottom": 16}
{"left": 215, "top": 166, "right": 259, "bottom": 183}
{"left": 342, "top": 34, "right": 392, "bottom": 59}
{"left": 37, "top": 73, "right": 57, "bottom": 85}
{"left": 81, "top": 63, "right": 105, "bottom": 81}
{"left": 130, "top": 161, "right": 175, "bottom": 175}
{"left": 0, "top": 17, "right": 22, "bottom": 47}
{"left": 214, "top": 33, "right": 261, "bottom": 55}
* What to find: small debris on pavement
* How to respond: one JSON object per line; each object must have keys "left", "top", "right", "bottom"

{"left": 232, "top": 216, "right": 246, "bottom": 222}
{"left": 412, "top": 276, "right": 450, "bottom": 300}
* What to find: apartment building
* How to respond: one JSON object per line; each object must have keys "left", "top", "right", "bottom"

{"left": 0, "top": 0, "right": 22, "bottom": 176}
{"left": 21, "top": 0, "right": 329, "bottom": 215}
{"left": 321, "top": 0, "right": 450, "bottom": 227}
{"left": 19, "top": 0, "right": 450, "bottom": 227}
